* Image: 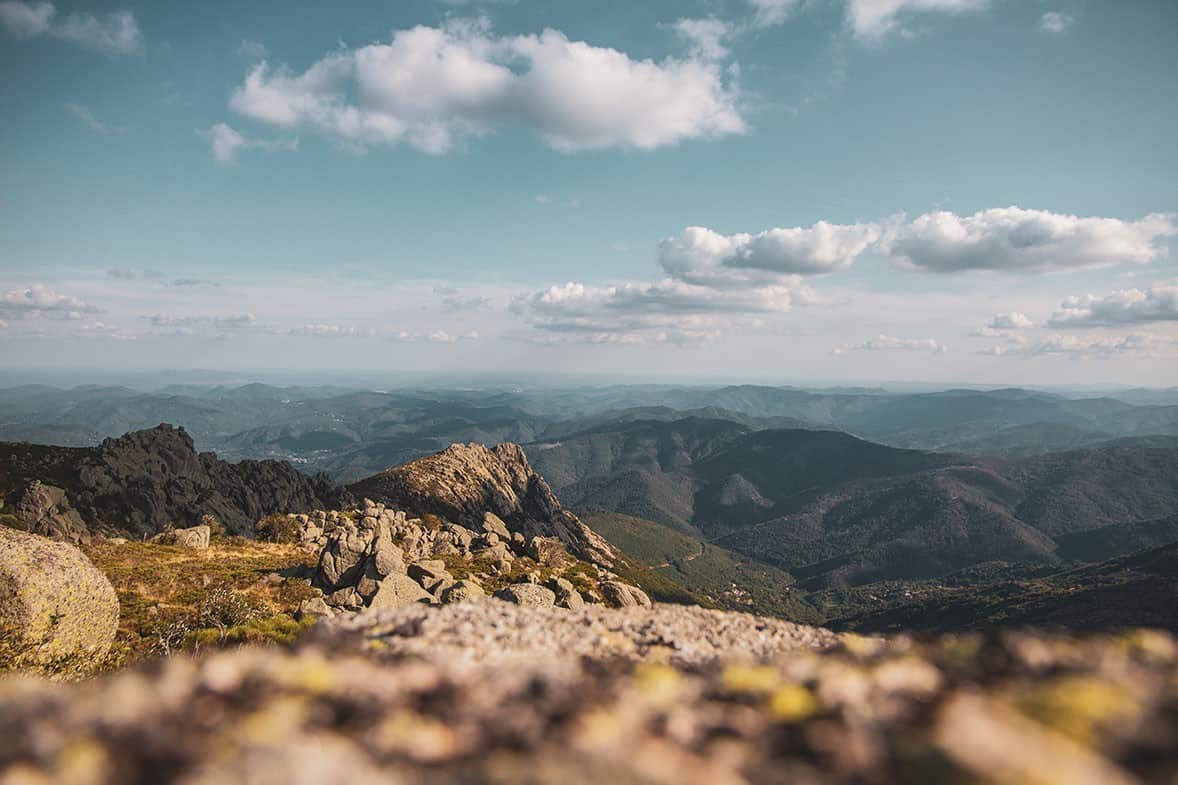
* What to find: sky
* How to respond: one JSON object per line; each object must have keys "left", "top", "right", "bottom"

{"left": 1, "top": 0, "right": 1177, "bottom": 386}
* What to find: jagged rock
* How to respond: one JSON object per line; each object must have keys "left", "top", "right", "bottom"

{"left": 0, "top": 526, "right": 118, "bottom": 670}
{"left": 407, "top": 560, "right": 453, "bottom": 594}
{"left": 601, "top": 581, "right": 652, "bottom": 609}
{"left": 150, "top": 524, "right": 210, "bottom": 549}
{"left": 347, "top": 442, "right": 618, "bottom": 569}
{"left": 440, "top": 580, "right": 485, "bottom": 603}
{"left": 3, "top": 481, "right": 89, "bottom": 544}
{"left": 494, "top": 584, "right": 556, "bottom": 608}
{"left": 369, "top": 573, "right": 434, "bottom": 609}
{"left": 0, "top": 425, "right": 352, "bottom": 540}
{"left": 481, "top": 511, "right": 511, "bottom": 539}
{"left": 528, "top": 535, "right": 571, "bottom": 566}
{"left": 546, "top": 577, "right": 584, "bottom": 610}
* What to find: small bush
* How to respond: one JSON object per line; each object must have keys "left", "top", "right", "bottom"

{"left": 256, "top": 514, "right": 301, "bottom": 544}
{"left": 196, "top": 584, "right": 264, "bottom": 641}
{"left": 200, "top": 513, "right": 228, "bottom": 540}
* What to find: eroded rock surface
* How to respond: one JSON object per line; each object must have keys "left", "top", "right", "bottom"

{"left": 348, "top": 442, "right": 618, "bottom": 568}
{"left": 1, "top": 481, "right": 89, "bottom": 544}
{"left": 0, "top": 527, "right": 118, "bottom": 671}
{"left": 2, "top": 614, "right": 1175, "bottom": 785}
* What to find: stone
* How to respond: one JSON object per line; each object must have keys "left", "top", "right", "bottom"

{"left": 481, "top": 512, "right": 511, "bottom": 539}
{"left": 600, "top": 581, "right": 652, "bottom": 609}
{"left": 151, "top": 524, "right": 211, "bottom": 549}
{"left": 546, "top": 577, "right": 584, "bottom": 610}
{"left": 3, "top": 481, "right": 90, "bottom": 544}
{"left": 0, "top": 526, "right": 119, "bottom": 670}
{"left": 527, "top": 536, "right": 569, "bottom": 565}
{"left": 296, "top": 596, "right": 333, "bottom": 621}
{"left": 440, "top": 580, "right": 485, "bottom": 604}
{"left": 369, "top": 573, "right": 434, "bottom": 609}
{"left": 493, "top": 584, "right": 556, "bottom": 608}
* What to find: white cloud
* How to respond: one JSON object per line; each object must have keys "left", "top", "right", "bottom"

{"left": 0, "top": 0, "right": 51, "bottom": 35}
{"left": 882, "top": 208, "right": 1177, "bottom": 273}
{"left": 147, "top": 313, "right": 257, "bottom": 330}
{"left": 237, "top": 39, "right": 268, "bottom": 59}
{"left": 391, "top": 329, "right": 479, "bottom": 343}
{"left": 835, "top": 334, "right": 947, "bottom": 354}
{"left": 748, "top": 0, "right": 801, "bottom": 27}
{"left": 988, "top": 311, "right": 1034, "bottom": 329}
{"left": 1048, "top": 283, "right": 1178, "bottom": 327}
{"left": 669, "top": 18, "right": 732, "bottom": 61}
{"left": 1028, "top": 333, "right": 1176, "bottom": 357}
{"left": 511, "top": 279, "right": 798, "bottom": 344}
{"left": 65, "top": 102, "right": 122, "bottom": 135}
{"left": 0, "top": 2, "right": 143, "bottom": 55}
{"left": 0, "top": 284, "right": 96, "bottom": 317}
{"left": 1039, "top": 11, "right": 1074, "bottom": 35}
{"left": 288, "top": 324, "right": 374, "bottom": 338}
{"left": 227, "top": 19, "right": 744, "bottom": 155}
{"left": 198, "top": 123, "right": 296, "bottom": 165}
{"left": 846, "top": 0, "right": 989, "bottom": 42}
{"left": 659, "top": 222, "right": 881, "bottom": 286}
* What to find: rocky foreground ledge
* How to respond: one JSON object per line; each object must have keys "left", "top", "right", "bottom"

{"left": 3, "top": 602, "right": 1178, "bottom": 785}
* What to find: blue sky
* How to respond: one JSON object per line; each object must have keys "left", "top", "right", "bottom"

{"left": 1, "top": 0, "right": 1177, "bottom": 385}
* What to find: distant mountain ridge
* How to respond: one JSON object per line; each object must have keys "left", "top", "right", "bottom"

{"left": 527, "top": 418, "right": 1178, "bottom": 589}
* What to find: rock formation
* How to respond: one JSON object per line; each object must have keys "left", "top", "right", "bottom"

{"left": 0, "top": 424, "right": 352, "bottom": 540}
{"left": 293, "top": 497, "right": 649, "bottom": 615}
{"left": 149, "top": 524, "right": 211, "bottom": 549}
{"left": 1, "top": 481, "right": 89, "bottom": 544}
{"left": 0, "top": 526, "right": 119, "bottom": 671}
{"left": 348, "top": 442, "right": 618, "bottom": 568}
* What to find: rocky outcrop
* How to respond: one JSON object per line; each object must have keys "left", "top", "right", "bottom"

{"left": 1, "top": 481, "right": 89, "bottom": 544}
{"left": 348, "top": 442, "right": 618, "bottom": 568}
{"left": 296, "top": 497, "right": 653, "bottom": 615}
{"left": 1, "top": 425, "right": 351, "bottom": 540}
{"left": 0, "top": 527, "right": 118, "bottom": 670}
{"left": 149, "top": 524, "right": 210, "bottom": 549}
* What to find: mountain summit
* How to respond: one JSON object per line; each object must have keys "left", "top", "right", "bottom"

{"left": 349, "top": 442, "right": 619, "bottom": 568}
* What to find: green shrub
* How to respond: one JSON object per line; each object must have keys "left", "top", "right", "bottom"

{"left": 256, "top": 514, "right": 301, "bottom": 544}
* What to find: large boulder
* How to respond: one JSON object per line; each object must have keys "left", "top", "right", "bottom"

{"left": 493, "top": 583, "right": 556, "bottom": 608}
{"left": 3, "top": 481, "right": 90, "bottom": 544}
{"left": 150, "top": 524, "right": 210, "bottom": 549}
{"left": 601, "top": 581, "right": 652, "bottom": 609}
{"left": 369, "top": 573, "right": 434, "bottom": 609}
{"left": 0, "top": 527, "right": 119, "bottom": 670}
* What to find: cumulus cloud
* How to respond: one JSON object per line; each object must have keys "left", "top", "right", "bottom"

{"left": 0, "top": 284, "right": 97, "bottom": 317}
{"left": 882, "top": 207, "right": 1177, "bottom": 273}
{"left": 198, "top": 122, "right": 297, "bottom": 165}
{"left": 227, "top": 19, "right": 744, "bottom": 155}
{"left": 988, "top": 311, "right": 1034, "bottom": 330}
{"left": 846, "top": 0, "right": 989, "bottom": 41}
{"left": 1039, "top": 11, "right": 1074, "bottom": 35}
{"left": 0, "top": 2, "right": 143, "bottom": 55}
{"left": 659, "top": 222, "right": 881, "bottom": 286}
{"left": 1048, "top": 283, "right": 1178, "bottom": 327}
{"left": 834, "top": 334, "right": 948, "bottom": 354}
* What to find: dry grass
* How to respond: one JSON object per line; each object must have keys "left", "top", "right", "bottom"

{"left": 83, "top": 538, "right": 319, "bottom": 666}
